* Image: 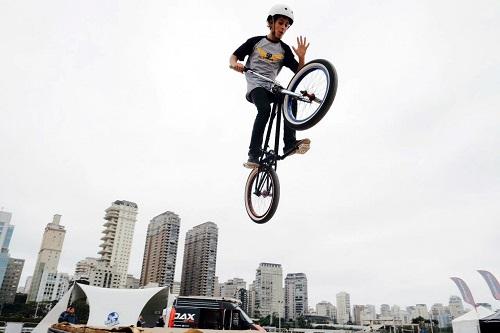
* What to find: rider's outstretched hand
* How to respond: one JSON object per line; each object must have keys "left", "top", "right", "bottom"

{"left": 292, "top": 36, "right": 309, "bottom": 60}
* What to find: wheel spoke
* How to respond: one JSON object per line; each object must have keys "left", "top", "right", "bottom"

{"left": 284, "top": 61, "right": 333, "bottom": 127}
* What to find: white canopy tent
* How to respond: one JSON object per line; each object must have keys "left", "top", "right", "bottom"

{"left": 451, "top": 306, "right": 494, "bottom": 333}
{"left": 33, "top": 283, "right": 169, "bottom": 333}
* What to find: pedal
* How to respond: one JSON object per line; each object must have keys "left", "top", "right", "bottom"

{"left": 296, "top": 143, "right": 310, "bottom": 154}
{"left": 243, "top": 162, "right": 259, "bottom": 169}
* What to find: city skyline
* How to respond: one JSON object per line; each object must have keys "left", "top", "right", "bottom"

{"left": 2, "top": 206, "right": 499, "bottom": 309}
{"left": 1, "top": 0, "right": 499, "bottom": 309}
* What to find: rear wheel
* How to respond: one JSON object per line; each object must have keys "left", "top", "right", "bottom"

{"left": 244, "top": 167, "right": 280, "bottom": 224}
{"left": 283, "top": 59, "right": 338, "bottom": 130}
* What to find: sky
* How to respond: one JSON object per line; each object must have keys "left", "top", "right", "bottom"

{"left": 1, "top": 0, "right": 499, "bottom": 311}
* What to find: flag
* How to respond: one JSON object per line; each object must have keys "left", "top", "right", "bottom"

{"left": 478, "top": 270, "right": 500, "bottom": 300}
{"left": 450, "top": 277, "right": 476, "bottom": 308}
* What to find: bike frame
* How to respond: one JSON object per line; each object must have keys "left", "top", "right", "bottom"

{"left": 245, "top": 69, "right": 313, "bottom": 172}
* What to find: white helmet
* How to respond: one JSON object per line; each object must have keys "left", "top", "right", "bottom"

{"left": 267, "top": 4, "right": 294, "bottom": 25}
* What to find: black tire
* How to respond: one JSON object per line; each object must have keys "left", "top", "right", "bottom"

{"left": 283, "top": 59, "right": 338, "bottom": 130}
{"left": 244, "top": 166, "right": 280, "bottom": 224}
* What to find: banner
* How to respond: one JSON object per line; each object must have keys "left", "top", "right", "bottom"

{"left": 450, "top": 277, "right": 476, "bottom": 308}
{"left": 477, "top": 270, "right": 500, "bottom": 300}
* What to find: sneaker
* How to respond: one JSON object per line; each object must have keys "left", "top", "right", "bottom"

{"left": 243, "top": 155, "right": 260, "bottom": 169}
{"left": 284, "top": 138, "right": 311, "bottom": 156}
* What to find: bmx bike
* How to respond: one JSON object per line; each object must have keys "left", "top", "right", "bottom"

{"left": 244, "top": 59, "right": 338, "bottom": 223}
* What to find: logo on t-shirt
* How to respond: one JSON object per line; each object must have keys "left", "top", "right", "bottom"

{"left": 257, "top": 47, "right": 284, "bottom": 62}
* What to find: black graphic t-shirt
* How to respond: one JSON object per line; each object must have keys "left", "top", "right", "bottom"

{"left": 233, "top": 36, "right": 299, "bottom": 99}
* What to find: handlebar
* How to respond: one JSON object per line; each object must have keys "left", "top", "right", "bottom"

{"left": 244, "top": 67, "right": 281, "bottom": 86}
{"left": 242, "top": 67, "right": 317, "bottom": 103}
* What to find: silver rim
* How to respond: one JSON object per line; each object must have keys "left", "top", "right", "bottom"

{"left": 245, "top": 168, "right": 275, "bottom": 221}
{"left": 283, "top": 63, "right": 330, "bottom": 125}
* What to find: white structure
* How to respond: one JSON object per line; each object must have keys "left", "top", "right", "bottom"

{"left": 28, "top": 215, "right": 66, "bottom": 302}
{"left": 452, "top": 306, "right": 494, "bottom": 333}
{"left": 32, "top": 283, "right": 169, "bottom": 333}
{"left": 449, "top": 295, "right": 465, "bottom": 318}
{"left": 284, "top": 273, "right": 308, "bottom": 320}
{"left": 254, "top": 263, "right": 283, "bottom": 318}
{"left": 98, "top": 200, "right": 138, "bottom": 288}
{"left": 336, "top": 291, "right": 351, "bottom": 324}
{"left": 316, "top": 301, "right": 336, "bottom": 320}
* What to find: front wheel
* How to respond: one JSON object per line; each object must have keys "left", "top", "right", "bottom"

{"left": 244, "top": 167, "right": 280, "bottom": 224}
{"left": 283, "top": 59, "right": 338, "bottom": 130}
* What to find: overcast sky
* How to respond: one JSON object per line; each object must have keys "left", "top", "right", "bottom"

{"left": 1, "top": 0, "right": 499, "bottom": 310}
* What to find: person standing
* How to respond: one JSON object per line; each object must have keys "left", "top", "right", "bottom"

{"left": 58, "top": 305, "right": 77, "bottom": 324}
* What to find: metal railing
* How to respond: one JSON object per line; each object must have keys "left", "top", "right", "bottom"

{"left": 0, "top": 327, "right": 35, "bottom": 333}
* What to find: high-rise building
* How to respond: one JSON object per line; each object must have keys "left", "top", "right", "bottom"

{"left": 284, "top": 273, "right": 308, "bottom": 320}
{"left": 126, "top": 275, "right": 140, "bottom": 289}
{"left": 415, "top": 304, "right": 429, "bottom": 320}
{"left": 236, "top": 288, "right": 249, "bottom": 314}
{"left": 214, "top": 276, "right": 221, "bottom": 296}
{"left": 220, "top": 278, "right": 247, "bottom": 298}
{"left": 180, "top": 222, "right": 218, "bottom": 296}
{"left": 0, "top": 258, "right": 24, "bottom": 305}
{"left": 448, "top": 296, "right": 465, "bottom": 318}
{"left": 431, "top": 303, "right": 452, "bottom": 328}
{"left": 361, "top": 304, "right": 376, "bottom": 324}
{"left": 336, "top": 291, "right": 351, "bottom": 324}
{"left": 380, "top": 304, "right": 391, "bottom": 318}
{"left": 35, "top": 272, "right": 70, "bottom": 302}
{"left": 391, "top": 305, "right": 401, "bottom": 320}
{"left": 316, "top": 301, "right": 336, "bottom": 321}
{"left": 171, "top": 281, "right": 181, "bottom": 294}
{"left": 22, "top": 276, "right": 32, "bottom": 295}
{"left": 74, "top": 257, "right": 98, "bottom": 281}
{"left": 28, "top": 214, "right": 66, "bottom": 302}
{"left": 353, "top": 305, "right": 365, "bottom": 325}
{"left": 0, "top": 210, "right": 15, "bottom": 288}
{"left": 254, "top": 263, "right": 283, "bottom": 318}
{"left": 98, "top": 200, "right": 138, "bottom": 288}
{"left": 248, "top": 282, "right": 256, "bottom": 317}
{"left": 140, "top": 211, "right": 180, "bottom": 288}
{"left": 406, "top": 306, "right": 416, "bottom": 319}
{"left": 74, "top": 257, "right": 121, "bottom": 288}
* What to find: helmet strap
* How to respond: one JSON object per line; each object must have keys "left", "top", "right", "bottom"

{"left": 269, "top": 18, "right": 279, "bottom": 40}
